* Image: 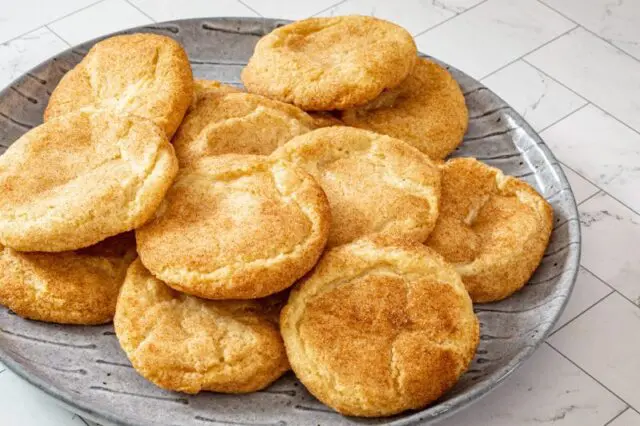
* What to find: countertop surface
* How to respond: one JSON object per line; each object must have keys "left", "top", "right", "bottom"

{"left": 1, "top": 0, "right": 640, "bottom": 425}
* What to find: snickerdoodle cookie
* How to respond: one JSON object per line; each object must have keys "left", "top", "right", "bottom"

{"left": 280, "top": 237, "right": 479, "bottom": 417}
{"left": 241, "top": 16, "right": 417, "bottom": 111}
{"left": 0, "top": 110, "right": 178, "bottom": 252}
{"left": 190, "top": 79, "right": 241, "bottom": 110}
{"left": 45, "top": 33, "right": 193, "bottom": 138}
{"left": 173, "top": 92, "right": 316, "bottom": 166}
{"left": 342, "top": 58, "right": 468, "bottom": 160}
{"left": 0, "top": 233, "right": 135, "bottom": 325}
{"left": 136, "top": 154, "right": 330, "bottom": 299}
{"left": 271, "top": 127, "right": 440, "bottom": 247}
{"left": 426, "top": 158, "right": 553, "bottom": 302}
{"left": 114, "top": 259, "right": 289, "bottom": 394}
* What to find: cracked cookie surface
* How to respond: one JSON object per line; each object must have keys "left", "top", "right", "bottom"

{"left": 0, "top": 110, "right": 178, "bottom": 252}
{"left": 45, "top": 33, "right": 193, "bottom": 138}
{"left": 280, "top": 237, "right": 479, "bottom": 417}
{"left": 241, "top": 16, "right": 416, "bottom": 111}
{"left": 426, "top": 158, "right": 553, "bottom": 302}
{"left": 173, "top": 92, "right": 316, "bottom": 166}
{"left": 114, "top": 259, "right": 289, "bottom": 394}
{"left": 341, "top": 58, "right": 468, "bottom": 160}
{"left": 271, "top": 127, "right": 440, "bottom": 247}
{"left": 0, "top": 233, "right": 136, "bottom": 324}
{"left": 136, "top": 154, "right": 330, "bottom": 299}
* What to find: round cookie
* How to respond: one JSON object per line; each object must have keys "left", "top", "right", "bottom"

{"left": 114, "top": 259, "right": 289, "bottom": 394}
{"left": 271, "top": 127, "right": 441, "bottom": 247}
{"left": 0, "top": 110, "right": 178, "bottom": 252}
{"left": 341, "top": 58, "right": 468, "bottom": 160}
{"left": 136, "top": 154, "right": 330, "bottom": 299}
{"left": 173, "top": 92, "right": 317, "bottom": 166}
{"left": 426, "top": 158, "right": 553, "bottom": 302}
{"left": 0, "top": 233, "right": 136, "bottom": 325}
{"left": 45, "top": 33, "right": 193, "bottom": 138}
{"left": 241, "top": 16, "right": 417, "bottom": 111}
{"left": 280, "top": 237, "right": 479, "bottom": 417}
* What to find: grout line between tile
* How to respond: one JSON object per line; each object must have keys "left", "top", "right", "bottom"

{"left": 558, "top": 161, "right": 640, "bottom": 218}
{"left": 537, "top": 102, "right": 589, "bottom": 133}
{"left": 0, "top": 0, "right": 105, "bottom": 45}
{"left": 44, "top": 25, "right": 72, "bottom": 48}
{"left": 124, "top": 0, "right": 157, "bottom": 22}
{"left": 413, "top": 0, "right": 490, "bottom": 38}
{"left": 580, "top": 265, "right": 640, "bottom": 308}
{"left": 577, "top": 189, "right": 603, "bottom": 207}
{"left": 311, "top": 0, "right": 349, "bottom": 17}
{"left": 520, "top": 58, "right": 584, "bottom": 100}
{"left": 604, "top": 406, "right": 630, "bottom": 426}
{"left": 588, "top": 103, "right": 640, "bottom": 141}
{"left": 524, "top": 59, "right": 640, "bottom": 140}
{"left": 1, "top": 27, "right": 48, "bottom": 47}
{"left": 548, "top": 283, "right": 613, "bottom": 337}
{"left": 536, "top": 0, "right": 640, "bottom": 66}
{"left": 479, "top": 24, "right": 578, "bottom": 80}
{"left": 236, "top": 0, "right": 264, "bottom": 17}
{"left": 545, "top": 339, "right": 634, "bottom": 408}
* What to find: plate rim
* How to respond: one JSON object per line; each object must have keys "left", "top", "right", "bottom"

{"left": 0, "top": 16, "right": 581, "bottom": 426}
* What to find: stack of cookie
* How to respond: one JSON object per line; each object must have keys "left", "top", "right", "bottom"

{"left": 0, "top": 15, "right": 553, "bottom": 418}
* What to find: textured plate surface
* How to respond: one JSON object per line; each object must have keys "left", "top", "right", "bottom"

{"left": 0, "top": 17, "right": 580, "bottom": 426}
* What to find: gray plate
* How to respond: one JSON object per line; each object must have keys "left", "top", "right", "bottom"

{"left": 0, "top": 17, "right": 580, "bottom": 426}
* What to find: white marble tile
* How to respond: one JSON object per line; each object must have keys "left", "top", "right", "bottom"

{"left": 481, "top": 60, "right": 586, "bottom": 132}
{"left": 0, "top": 0, "right": 94, "bottom": 44}
{"left": 438, "top": 344, "right": 625, "bottom": 426}
{"left": 609, "top": 408, "right": 640, "bottom": 426}
{"left": 552, "top": 267, "right": 612, "bottom": 332}
{"left": 550, "top": 293, "right": 640, "bottom": 410}
{"left": 414, "top": 0, "right": 574, "bottom": 79}
{"left": 561, "top": 166, "right": 599, "bottom": 205}
{"left": 0, "top": 27, "right": 69, "bottom": 89}
{"left": 527, "top": 28, "right": 640, "bottom": 134}
{"left": 129, "top": 0, "right": 258, "bottom": 21}
{"left": 48, "top": 0, "right": 152, "bottom": 46}
{"left": 0, "top": 369, "right": 89, "bottom": 426}
{"left": 541, "top": 0, "right": 640, "bottom": 61}
{"left": 318, "top": 0, "right": 483, "bottom": 36}
{"left": 578, "top": 193, "right": 640, "bottom": 305}
{"left": 241, "top": 0, "right": 342, "bottom": 19}
{"left": 423, "top": 0, "right": 488, "bottom": 14}
{"left": 541, "top": 105, "right": 640, "bottom": 213}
